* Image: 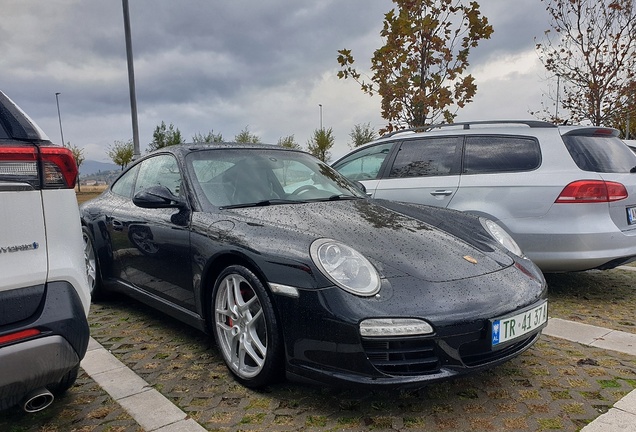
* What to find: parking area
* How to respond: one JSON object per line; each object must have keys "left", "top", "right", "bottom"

{"left": 2, "top": 267, "right": 636, "bottom": 432}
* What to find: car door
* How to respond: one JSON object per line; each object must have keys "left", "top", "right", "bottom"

{"left": 373, "top": 137, "right": 462, "bottom": 207}
{"left": 447, "top": 135, "right": 545, "bottom": 221}
{"left": 112, "top": 154, "right": 195, "bottom": 310}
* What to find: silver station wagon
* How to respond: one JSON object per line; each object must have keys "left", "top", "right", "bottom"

{"left": 333, "top": 120, "right": 636, "bottom": 272}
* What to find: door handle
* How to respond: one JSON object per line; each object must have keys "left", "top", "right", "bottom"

{"left": 430, "top": 190, "right": 453, "bottom": 197}
{"left": 112, "top": 220, "right": 124, "bottom": 231}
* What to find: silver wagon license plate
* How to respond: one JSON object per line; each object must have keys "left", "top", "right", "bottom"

{"left": 628, "top": 207, "right": 636, "bottom": 225}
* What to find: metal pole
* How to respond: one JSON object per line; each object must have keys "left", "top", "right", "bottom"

{"left": 319, "top": 104, "right": 323, "bottom": 130}
{"left": 123, "top": 0, "right": 141, "bottom": 159}
{"left": 55, "top": 92, "right": 66, "bottom": 146}
{"left": 555, "top": 75, "right": 560, "bottom": 123}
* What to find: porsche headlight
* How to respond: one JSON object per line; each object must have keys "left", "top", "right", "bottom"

{"left": 310, "top": 239, "right": 381, "bottom": 296}
{"left": 480, "top": 218, "right": 524, "bottom": 257}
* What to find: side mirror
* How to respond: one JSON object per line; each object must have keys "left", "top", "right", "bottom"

{"left": 133, "top": 185, "right": 187, "bottom": 209}
{"left": 354, "top": 181, "right": 367, "bottom": 194}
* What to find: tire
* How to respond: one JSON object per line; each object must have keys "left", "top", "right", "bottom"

{"left": 211, "top": 265, "right": 283, "bottom": 388}
{"left": 51, "top": 364, "right": 79, "bottom": 395}
{"left": 82, "top": 226, "right": 103, "bottom": 301}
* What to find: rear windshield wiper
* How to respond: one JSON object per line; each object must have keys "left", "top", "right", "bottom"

{"left": 220, "top": 199, "right": 305, "bottom": 209}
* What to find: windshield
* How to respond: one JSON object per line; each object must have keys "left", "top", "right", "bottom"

{"left": 186, "top": 148, "right": 366, "bottom": 208}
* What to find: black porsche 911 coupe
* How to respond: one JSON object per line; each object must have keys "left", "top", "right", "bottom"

{"left": 80, "top": 143, "right": 548, "bottom": 389}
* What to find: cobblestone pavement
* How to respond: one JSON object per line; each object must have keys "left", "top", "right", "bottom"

{"left": 2, "top": 268, "right": 636, "bottom": 431}
{"left": 0, "top": 369, "right": 142, "bottom": 431}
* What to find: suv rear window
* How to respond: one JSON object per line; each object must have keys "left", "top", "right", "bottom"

{"left": 562, "top": 135, "right": 636, "bottom": 173}
{"left": 463, "top": 136, "right": 541, "bottom": 174}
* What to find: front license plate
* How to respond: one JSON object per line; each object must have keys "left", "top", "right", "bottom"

{"left": 491, "top": 301, "right": 548, "bottom": 347}
{"left": 628, "top": 207, "right": 636, "bottom": 225}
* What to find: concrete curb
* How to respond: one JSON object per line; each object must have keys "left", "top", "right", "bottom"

{"left": 81, "top": 337, "right": 206, "bottom": 432}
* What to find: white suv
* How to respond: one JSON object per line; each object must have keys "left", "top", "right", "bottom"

{"left": 333, "top": 120, "right": 636, "bottom": 272}
{"left": 0, "top": 91, "right": 90, "bottom": 412}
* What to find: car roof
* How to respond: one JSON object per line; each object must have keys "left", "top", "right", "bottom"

{"left": 150, "top": 142, "right": 308, "bottom": 157}
{"left": 350, "top": 120, "right": 620, "bottom": 149}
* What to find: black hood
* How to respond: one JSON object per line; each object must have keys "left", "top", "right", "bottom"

{"left": 224, "top": 199, "right": 514, "bottom": 283}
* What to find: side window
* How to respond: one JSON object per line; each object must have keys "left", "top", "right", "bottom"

{"left": 134, "top": 154, "right": 182, "bottom": 196}
{"left": 389, "top": 137, "right": 458, "bottom": 178}
{"left": 463, "top": 136, "right": 541, "bottom": 174}
{"left": 333, "top": 142, "right": 393, "bottom": 181}
{"left": 110, "top": 164, "right": 140, "bottom": 198}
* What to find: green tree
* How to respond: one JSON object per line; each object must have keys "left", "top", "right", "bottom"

{"left": 349, "top": 122, "right": 378, "bottom": 148}
{"left": 108, "top": 139, "right": 134, "bottom": 171}
{"left": 148, "top": 121, "right": 184, "bottom": 152}
{"left": 337, "top": 0, "right": 493, "bottom": 133}
{"left": 69, "top": 143, "right": 85, "bottom": 191}
{"left": 278, "top": 134, "right": 301, "bottom": 149}
{"left": 535, "top": 0, "right": 636, "bottom": 126}
{"left": 307, "top": 128, "right": 335, "bottom": 162}
{"left": 192, "top": 130, "right": 224, "bottom": 143}
{"left": 234, "top": 126, "right": 261, "bottom": 143}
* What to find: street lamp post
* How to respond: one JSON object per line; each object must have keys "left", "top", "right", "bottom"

{"left": 122, "top": 0, "right": 141, "bottom": 159}
{"left": 555, "top": 75, "right": 560, "bottom": 123}
{"left": 55, "top": 92, "right": 66, "bottom": 147}
{"left": 319, "top": 104, "right": 323, "bottom": 130}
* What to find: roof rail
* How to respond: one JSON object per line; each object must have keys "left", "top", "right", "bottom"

{"left": 381, "top": 120, "right": 557, "bottom": 138}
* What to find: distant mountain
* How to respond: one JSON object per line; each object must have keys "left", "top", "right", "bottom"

{"left": 80, "top": 160, "right": 119, "bottom": 176}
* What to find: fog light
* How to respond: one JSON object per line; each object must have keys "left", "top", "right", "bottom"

{"left": 359, "top": 318, "right": 434, "bottom": 337}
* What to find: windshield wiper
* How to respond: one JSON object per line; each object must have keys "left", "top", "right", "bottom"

{"left": 220, "top": 199, "right": 305, "bottom": 209}
{"left": 305, "top": 194, "right": 361, "bottom": 202}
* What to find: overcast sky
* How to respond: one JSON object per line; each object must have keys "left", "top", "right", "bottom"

{"left": 3, "top": 0, "right": 553, "bottom": 163}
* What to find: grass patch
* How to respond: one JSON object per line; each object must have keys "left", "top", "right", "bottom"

{"left": 404, "top": 417, "right": 427, "bottom": 428}
{"left": 239, "top": 412, "right": 266, "bottom": 425}
{"left": 518, "top": 389, "right": 541, "bottom": 399}
{"left": 369, "top": 416, "right": 393, "bottom": 429}
{"left": 538, "top": 418, "right": 563, "bottom": 430}
{"left": 246, "top": 397, "right": 270, "bottom": 410}
{"left": 551, "top": 390, "right": 572, "bottom": 400}
{"left": 562, "top": 403, "right": 585, "bottom": 414}
{"left": 581, "top": 391, "right": 605, "bottom": 400}
{"left": 305, "top": 415, "right": 327, "bottom": 427}
{"left": 273, "top": 415, "right": 293, "bottom": 425}
{"left": 336, "top": 416, "right": 361, "bottom": 428}
{"left": 621, "top": 378, "right": 636, "bottom": 387}
{"left": 598, "top": 379, "right": 621, "bottom": 389}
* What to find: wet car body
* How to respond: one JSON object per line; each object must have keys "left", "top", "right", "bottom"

{"left": 81, "top": 144, "right": 547, "bottom": 389}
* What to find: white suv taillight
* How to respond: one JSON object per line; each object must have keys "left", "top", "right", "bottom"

{"left": 0, "top": 145, "right": 77, "bottom": 189}
{"left": 555, "top": 180, "right": 628, "bottom": 203}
